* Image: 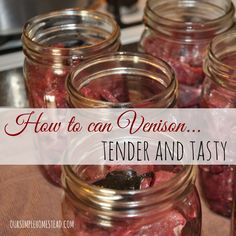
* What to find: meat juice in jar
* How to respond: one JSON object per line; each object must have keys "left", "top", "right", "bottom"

{"left": 21, "top": 9, "right": 120, "bottom": 186}
{"left": 199, "top": 30, "right": 236, "bottom": 217}
{"left": 139, "top": 0, "right": 235, "bottom": 107}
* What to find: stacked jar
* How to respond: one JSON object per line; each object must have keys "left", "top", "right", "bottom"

{"left": 22, "top": 9, "right": 120, "bottom": 185}
{"left": 139, "top": 0, "right": 235, "bottom": 107}
{"left": 62, "top": 52, "right": 202, "bottom": 235}
{"left": 199, "top": 30, "right": 236, "bottom": 217}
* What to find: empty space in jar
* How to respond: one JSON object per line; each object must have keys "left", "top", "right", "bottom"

{"left": 29, "top": 13, "right": 115, "bottom": 47}
{"left": 149, "top": 0, "right": 231, "bottom": 23}
{"left": 34, "top": 27, "right": 112, "bottom": 48}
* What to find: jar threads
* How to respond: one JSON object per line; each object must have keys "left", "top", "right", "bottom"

{"left": 66, "top": 52, "right": 178, "bottom": 108}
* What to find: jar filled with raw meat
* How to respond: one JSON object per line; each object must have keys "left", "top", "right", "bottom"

{"left": 22, "top": 9, "right": 120, "bottom": 108}
{"left": 22, "top": 9, "right": 120, "bottom": 186}
{"left": 139, "top": 0, "right": 235, "bottom": 107}
{"left": 66, "top": 52, "right": 178, "bottom": 108}
{"left": 61, "top": 165, "right": 201, "bottom": 236}
{"left": 47, "top": 52, "right": 178, "bottom": 186}
{"left": 199, "top": 30, "right": 236, "bottom": 217}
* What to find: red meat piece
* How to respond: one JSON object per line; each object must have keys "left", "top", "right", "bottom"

{"left": 112, "top": 210, "right": 186, "bottom": 236}
{"left": 80, "top": 87, "right": 101, "bottom": 100}
{"left": 26, "top": 42, "right": 82, "bottom": 108}
{"left": 142, "top": 35, "right": 206, "bottom": 107}
{"left": 26, "top": 62, "right": 69, "bottom": 108}
{"left": 152, "top": 170, "right": 176, "bottom": 186}
{"left": 79, "top": 76, "right": 129, "bottom": 104}
{"left": 82, "top": 166, "right": 110, "bottom": 183}
{"left": 143, "top": 210, "right": 186, "bottom": 236}
{"left": 100, "top": 89, "right": 119, "bottom": 103}
{"left": 168, "top": 59, "right": 204, "bottom": 86}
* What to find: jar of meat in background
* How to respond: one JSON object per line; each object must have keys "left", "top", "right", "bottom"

{"left": 22, "top": 9, "right": 120, "bottom": 108}
{"left": 139, "top": 0, "right": 235, "bottom": 108}
{"left": 61, "top": 165, "right": 201, "bottom": 236}
{"left": 199, "top": 30, "right": 236, "bottom": 217}
{"left": 22, "top": 9, "right": 120, "bottom": 186}
{"left": 66, "top": 52, "right": 178, "bottom": 108}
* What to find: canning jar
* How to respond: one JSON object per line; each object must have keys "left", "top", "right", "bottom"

{"left": 139, "top": 0, "right": 235, "bottom": 108}
{"left": 61, "top": 165, "right": 201, "bottom": 236}
{"left": 42, "top": 52, "right": 178, "bottom": 186}
{"left": 22, "top": 9, "right": 120, "bottom": 186}
{"left": 66, "top": 52, "right": 178, "bottom": 108}
{"left": 199, "top": 30, "right": 236, "bottom": 217}
{"left": 22, "top": 9, "right": 120, "bottom": 108}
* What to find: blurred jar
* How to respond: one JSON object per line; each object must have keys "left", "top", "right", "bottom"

{"left": 62, "top": 165, "right": 201, "bottom": 236}
{"left": 139, "top": 0, "right": 235, "bottom": 107}
{"left": 66, "top": 52, "right": 178, "bottom": 108}
{"left": 199, "top": 30, "right": 236, "bottom": 217}
{"left": 22, "top": 9, "right": 120, "bottom": 108}
{"left": 200, "top": 30, "right": 236, "bottom": 108}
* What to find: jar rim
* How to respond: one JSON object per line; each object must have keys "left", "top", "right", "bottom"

{"left": 22, "top": 9, "right": 120, "bottom": 59}
{"left": 62, "top": 164, "right": 196, "bottom": 219}
{"left": 208, "top": 30, "right": 236, "bottom": 71}
{"left": 63, "top": 165, "right": 194, "bottom": 195}
{"left": 66, "top": 51, "right": 177, "bottom": 108}
{"left": 144, "top": 0, "right": 235, "bottom": 39}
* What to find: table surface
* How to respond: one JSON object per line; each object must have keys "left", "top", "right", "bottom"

{"left": 0, "top": 165, "right": 231, "bottom": 236}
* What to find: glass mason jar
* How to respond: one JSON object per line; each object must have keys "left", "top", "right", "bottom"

{"left": 61, "top": 165, "right": 201, "bottom": 236}
{"left": 47, "top": 52, "right": 178, "bottom": 186}
{"left": 22, "top": 9, "right": 120, "bottom": 186}
{"left": 139, "top": 0, "right": 235, "bottom": 108}
{"left": 199, "top": 30, "right": 236, "bottom": 217}
{"left": 66, "top": 52, "right": 178, "bottom": 108}
{"left": 22, "top": 9, "right": 120, "bottom": 108}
